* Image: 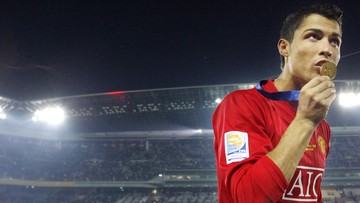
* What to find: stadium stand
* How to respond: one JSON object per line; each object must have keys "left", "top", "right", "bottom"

{"left": 0, "top": 81, "right": 360, "bottom": 202}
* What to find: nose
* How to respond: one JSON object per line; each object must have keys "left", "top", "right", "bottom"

{"left": 319, "top": 40, "right": 333, "bottom": 58}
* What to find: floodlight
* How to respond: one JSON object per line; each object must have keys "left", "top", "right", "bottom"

{"left": 0, "top": 108, "right": 6, "bottom": 120}
{"left": 339, "top": 92, "right": 360, "bottom": 107}
{"left": 196, "top": 129, "right": 203, "bottom": 134}
{"left": 32, "top": 106, "right": 65, "bottom": 125}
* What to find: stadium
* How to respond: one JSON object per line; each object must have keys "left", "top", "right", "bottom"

{"left": 0, "top": 80, "right": 360, "bottom": 203}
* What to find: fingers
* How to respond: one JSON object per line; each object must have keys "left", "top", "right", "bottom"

{"left": 297, "top": 76, "right": 336, "bottom": 124}
{"left": 313, "top": 84, "right": 336, "bottom": 103}
{"left": 303, "top": 76, "right": 334, "bottom": 91}
{"left": 301, "top": 76, "right": 336, "bottom": 103}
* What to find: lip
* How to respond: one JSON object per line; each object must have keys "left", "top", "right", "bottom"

{"left": 315, "top": 60, "right": 330, "bottom": 67}
{"left": 314, "top": 60, "right": 330, "bottom": 75}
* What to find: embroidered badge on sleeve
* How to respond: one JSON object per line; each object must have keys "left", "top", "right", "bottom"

{"left": 224, "top": 131, "right": 249, "bottom": 164}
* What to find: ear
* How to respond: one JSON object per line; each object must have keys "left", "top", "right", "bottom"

{"left": 278, "top": 38, "right": 290, "bottom": 57}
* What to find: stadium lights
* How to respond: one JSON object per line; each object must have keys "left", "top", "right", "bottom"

{"left": 0, "top": 108, "right": 6, "bottom": 120}
{"left": 215, "top": 98, "right": 222, "bottom": 104}
{"left": 32, "top": 106, "right": 66, "bottom": 125}
{"left": 152, "top": 189, "right": 158, "bottom": 195}
{"left": 339, "top": 92, "right": 360, "bottom": 107}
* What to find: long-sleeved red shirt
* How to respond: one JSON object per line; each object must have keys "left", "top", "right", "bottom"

{"left": 212, "top": 80, "right": 330, "bottom": 202}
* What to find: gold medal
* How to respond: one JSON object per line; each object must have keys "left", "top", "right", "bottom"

{"left": 320, "top": 62, "right": 337, "bottom": 80}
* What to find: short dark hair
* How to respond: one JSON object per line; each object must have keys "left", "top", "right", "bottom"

{"left": 280, "top": 3, "right": 343, "bottom": 68}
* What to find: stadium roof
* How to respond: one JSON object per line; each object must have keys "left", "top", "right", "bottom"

{"left": 0, "top": 80, "right": 360, "bottom": 139}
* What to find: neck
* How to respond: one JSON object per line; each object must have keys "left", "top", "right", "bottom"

{"left": 273, "top": 75, "right": 300, "bottom": 108}
{"left": 274, "top": 73, "right": 304, "bottom": 91}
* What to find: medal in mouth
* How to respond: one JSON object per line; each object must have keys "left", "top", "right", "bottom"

{"left": 320, "top": 62, "right": 337, "bottom": 80}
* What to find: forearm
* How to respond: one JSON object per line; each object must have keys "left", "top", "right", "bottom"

{"left": 266, "top": 117, "right": 317, "bottom": 183}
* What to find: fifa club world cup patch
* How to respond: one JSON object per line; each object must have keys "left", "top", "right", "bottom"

{"left": 224, "top": 131, "right": 249, "bottom": 164}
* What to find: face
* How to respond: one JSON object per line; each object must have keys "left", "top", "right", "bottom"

{"left": 280, "top": 14, "right": 342, "bottom": 86}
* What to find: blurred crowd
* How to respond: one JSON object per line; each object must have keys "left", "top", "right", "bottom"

{"left": 0, "top": 186, "right": 218, "bottom": 203}
{"left": 1, "top": 134, "right": 359, "bottom": 181}
{"left": 0, "top": 135, "right": 215, "bottom": 181}
{"left": 1, "top": 185, "right": 359, "bottom": 203}
{"left": 327, "top": 136, "right": 360, "bottom": 168}
{"left": 0, "top": 134, "right": 359, "bottom": 202}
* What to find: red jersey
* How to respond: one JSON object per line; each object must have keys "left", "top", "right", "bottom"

{"left": 212, "top": 80, "right": 330, "bottom": 203}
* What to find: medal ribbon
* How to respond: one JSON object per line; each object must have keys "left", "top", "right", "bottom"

{"left": 256, "top": 80, "right": 300, "bottom": 101}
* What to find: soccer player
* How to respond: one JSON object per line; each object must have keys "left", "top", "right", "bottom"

{"left": 212, "top": 3, "right": 342, "bottom": 202}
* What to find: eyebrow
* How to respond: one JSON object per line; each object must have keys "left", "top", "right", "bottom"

{"left": 303, "top": 28, "right": 342, "bottom": 38}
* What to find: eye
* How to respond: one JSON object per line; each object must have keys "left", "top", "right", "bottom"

{"left": 330, "top": 38, "right": 341, "bottom": 47}
{"left": 306, "top": 33, "right": 321, "bottom": 40}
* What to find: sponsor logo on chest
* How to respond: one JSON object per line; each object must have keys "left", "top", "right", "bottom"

{"left": 282, "top": 166, "right": 324, "bottom": 202}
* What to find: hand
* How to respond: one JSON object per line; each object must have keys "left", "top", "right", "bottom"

{"left": 296, "top": 76, "right": 336, "bottom": 125}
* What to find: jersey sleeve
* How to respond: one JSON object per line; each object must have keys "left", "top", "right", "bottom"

{"left": 323, "top": 121, "right": 331, "bottom": 158}
{"left": 213, "top": 90, "right": 288, "bottom": 202}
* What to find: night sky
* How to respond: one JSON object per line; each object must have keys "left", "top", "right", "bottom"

{"left": 0, "top": 0, "right": 359, "bottom": 100}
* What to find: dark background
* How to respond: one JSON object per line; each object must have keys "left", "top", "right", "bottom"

{"left": 0, "top": 0, "right": 359, "bottom": 100}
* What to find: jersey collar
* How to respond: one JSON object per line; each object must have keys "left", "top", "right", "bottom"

{"left": 256, "top": 80, "right": 300, "bottom": 101}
